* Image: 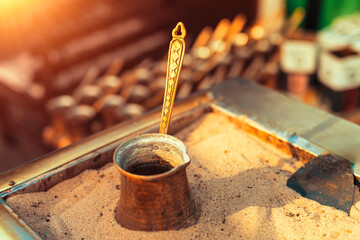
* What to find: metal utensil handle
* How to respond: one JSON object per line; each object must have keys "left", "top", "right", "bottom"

{"left": 159, "top": 22, "right": 186, "bottom": 134}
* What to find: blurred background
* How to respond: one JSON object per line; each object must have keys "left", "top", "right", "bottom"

{"left": 1, "top": 0, "right": 360, "bottom": 173}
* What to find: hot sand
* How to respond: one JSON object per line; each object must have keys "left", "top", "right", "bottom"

{"left": 7, "top": 113, "right": 360, "bottom": 239}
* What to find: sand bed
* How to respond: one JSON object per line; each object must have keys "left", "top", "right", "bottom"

{"left": 7, "top": 113, "right": 360, "bottom": 239}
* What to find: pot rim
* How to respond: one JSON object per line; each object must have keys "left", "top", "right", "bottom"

{"left": 113, "top": 133, "right": 190, "bottom": 181}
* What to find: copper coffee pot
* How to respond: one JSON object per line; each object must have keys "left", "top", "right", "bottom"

{"left": 113, "top": 22, "right": 199, "bottom": 231}
{"left": 113, "top": 134, "right": 198, "bottom": 231}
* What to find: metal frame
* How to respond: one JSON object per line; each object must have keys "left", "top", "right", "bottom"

{"left": 1, "top": 78, "right": 359, "bottom": 239}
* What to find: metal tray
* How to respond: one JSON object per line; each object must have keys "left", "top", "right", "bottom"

{"left": 1, "top": 78, "right": 360, "bottom": 239}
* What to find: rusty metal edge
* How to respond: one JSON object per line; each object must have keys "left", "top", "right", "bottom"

{"left": 209, "top": 78, "right": 360, "bottom": 177}
{"left": 210, "top": 102, "right": 324, "bottom": 161}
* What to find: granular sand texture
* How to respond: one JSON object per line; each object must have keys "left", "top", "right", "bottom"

{"left": 7, "top": 113, "right": 360, "bottom": 239}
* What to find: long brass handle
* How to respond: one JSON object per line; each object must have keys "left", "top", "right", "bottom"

{"left": 159, "top": 22, "right": 186, "bottom": 134}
